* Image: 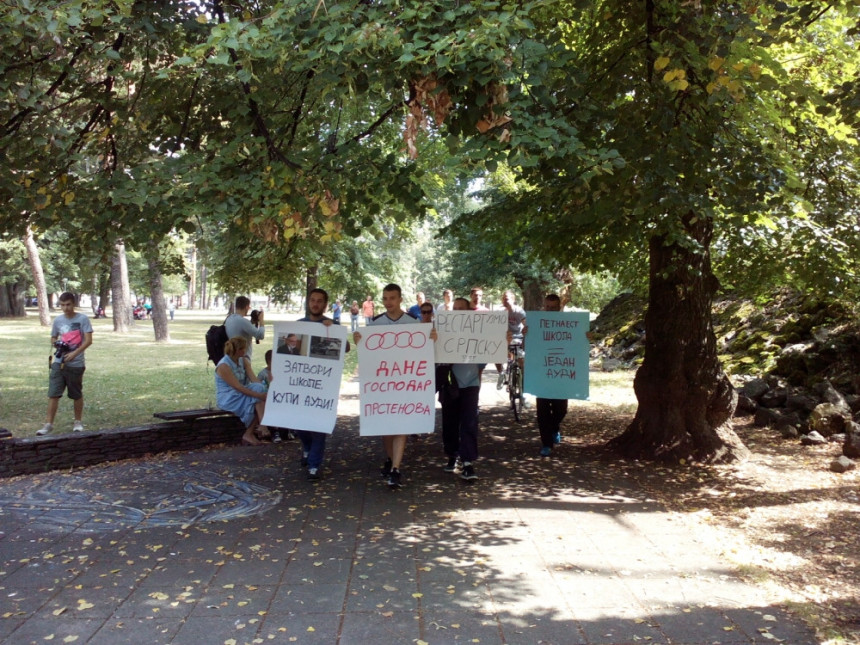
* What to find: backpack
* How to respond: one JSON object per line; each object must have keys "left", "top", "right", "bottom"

{"left": 205, "top": 324, "right": 229, "bottom": 365}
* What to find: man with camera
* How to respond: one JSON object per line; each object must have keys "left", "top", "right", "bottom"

{"left": 37, "top": 292, "right": 94, "bottom": 435}
{"left": 225, "top": 296, "right": 265, "bottom": 362}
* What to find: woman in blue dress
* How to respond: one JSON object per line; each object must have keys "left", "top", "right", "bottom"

{"left": 215, "top": 337, "right": 267, "bottom": 445}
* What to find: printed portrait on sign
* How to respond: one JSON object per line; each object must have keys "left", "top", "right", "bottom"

{"left": 277, "top": 333, "right": 305, "bottom": 356}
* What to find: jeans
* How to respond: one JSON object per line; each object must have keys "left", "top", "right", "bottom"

{"left": 295, "top": 430, "right": 327, "bottom": 469}
{"left": 351, "top": 315, "right": 359, "bottom": 332}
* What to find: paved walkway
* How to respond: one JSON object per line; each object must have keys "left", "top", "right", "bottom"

{"left": 0, "top": 375, "right": 819, "bottom": 644}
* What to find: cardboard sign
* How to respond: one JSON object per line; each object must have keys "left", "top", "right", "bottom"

{"left": 433, "top": 310, "right": 508, "bottom": 364}
{"left": 523, "top": 311, "right": 590, "bottom": 400}
{"left": 261, "top": 321, "right": 347, "bottom": 433}
{"left": 357, "top": 324, "right": 436, "bottom": 436}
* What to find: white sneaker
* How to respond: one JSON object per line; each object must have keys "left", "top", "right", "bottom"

{"left": 36, "top": 423, "right": 53, "bottom": 436}
{"left": 73, "top": 421, "right": 84, "bottom": 432}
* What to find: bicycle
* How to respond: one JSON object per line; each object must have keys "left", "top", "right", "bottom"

{"left": 505, "top": 339, "right": 524, "bottom": 422}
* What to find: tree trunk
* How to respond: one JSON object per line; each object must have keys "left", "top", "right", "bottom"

{"left": 98, "top": 269, "right": 111, "bottom": 311}
{"left": 200, "top": 263, "right": 208, "bottom": 309}
{"left": 23, "top": 225, "right": 51, "bottom": 326}
{"left": 608, "top": 215, "right": 749, "bottom": 464}
{"left": 0, "top": 283, "right": 26, "bottom": 317}
{"left": 147, "top": 242, "right": 170, "bottom": 342}
{"left": 305, "top": 265, "right": 318, "bottom": 316}
{"left": 111, "top": 239, "right": 132, "bottom": 332}
{"left": 188, "top": 245, "right": 197, "bottom": 309}
{"left": 520, "top": 279, "right": 545, "bottom": 311}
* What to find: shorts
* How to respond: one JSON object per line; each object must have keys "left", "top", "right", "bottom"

{"left": 48, "top": 362, "right": 85, "bottom": 400}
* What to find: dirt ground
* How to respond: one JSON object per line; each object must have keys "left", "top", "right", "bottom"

{"left": 567, "top": 375, "right": 860, "bottom": 644}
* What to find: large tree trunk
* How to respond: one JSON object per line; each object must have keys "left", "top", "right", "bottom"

{"left": 608, "top": 215, "right": 749, "bottom": 464}
{"left": 111, "top": 239, "right": 133, "bottom": 332}
{"left": 23, "top": 225, "right": 51, "bottom": 326}
{"left": 188, "top": 245, "right": 197, "bottom": 309}
{"left": 147, "top": 242, "right": 170, "bottom": 342}
{"left": 520, "top": 279, "right": 545, "bottom": 311}
{"left": 98, "top": 269, "right": 111, "bottom": 311}
{"left": 0, "top": 283, "right": 25, "bottom": 317}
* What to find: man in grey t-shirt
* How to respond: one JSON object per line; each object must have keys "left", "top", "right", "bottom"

{"left": 224, "top": 296, "right": 265, "bottom": 361}
{"left": 37, "top": 292, "right": 94, "bottom": 435}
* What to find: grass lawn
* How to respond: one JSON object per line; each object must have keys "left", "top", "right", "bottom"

{"left": 0, "top": 309, "right": 358, "bottom": 438}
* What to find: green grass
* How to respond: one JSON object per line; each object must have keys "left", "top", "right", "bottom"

{"left": 0, "top": 310, "right": 358, "bottom": 438}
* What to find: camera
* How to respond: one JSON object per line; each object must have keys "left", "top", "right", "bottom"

{"left": 250, "top": 309, "right": 262, "bottom": 343}
{"left": 54, "top": 340, "right": 72, "bottom": 360}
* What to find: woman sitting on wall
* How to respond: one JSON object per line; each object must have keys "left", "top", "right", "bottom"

{"left": 215, "top": 336, "right": 267, "bottom": 446}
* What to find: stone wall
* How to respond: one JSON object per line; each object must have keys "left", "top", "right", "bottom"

{"left": 0, "top": 414, "right": 245, "bottom": 478}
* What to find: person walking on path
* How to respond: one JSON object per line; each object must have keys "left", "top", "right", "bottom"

{"left": 439, "top": 297, "right": 482, "bottom": 480}
{"left": 225, "top": 296, "right": 265, "bottom": 362}
{"left": 529, "top": 293, "right": 569, "bottom": 456}
{"left": 37, "top": 292, "right": 94, "bottom": 436}
{"left": 354, "top": 283, "right": 419, "bottom": 489}
{"left": 349, "top": 300, "right": 361, "bottom": 332}
{"left": 361, "top": 295, "right": 375, "bottom": 325}
{"left": 295, "top": 288, "right": 350, "bottom": 481}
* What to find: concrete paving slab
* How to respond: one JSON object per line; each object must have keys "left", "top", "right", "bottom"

{"left": 0, "top": 375, "right": 821, "bottom": 644}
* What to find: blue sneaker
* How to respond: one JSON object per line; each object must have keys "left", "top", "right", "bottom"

{"left": 539, "top": 446, "right": 552, "bottom": 457}
{"left": 553, "top": 432, "right": 562, "bottom": 445}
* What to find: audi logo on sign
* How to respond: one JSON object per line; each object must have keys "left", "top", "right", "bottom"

{"left": 365, "top": 331, "right": 427, "bottom": 350}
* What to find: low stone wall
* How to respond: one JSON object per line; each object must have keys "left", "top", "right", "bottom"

{"left": 0, "top": 414, "right": 245, "bottom": 478}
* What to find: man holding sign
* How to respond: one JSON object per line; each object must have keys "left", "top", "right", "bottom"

{"left": 294, "top": 288, "right": 349, "bottom": 481}
{"left": 524, "top": 294, "right": 591, "bottom": 457}
{"left": 354, "top": 283, "right": 436, "bottom": 489}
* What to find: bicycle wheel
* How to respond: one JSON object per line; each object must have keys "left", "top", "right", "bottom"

{"left": 509, "top": 363, "right": 522, "bottom": 422}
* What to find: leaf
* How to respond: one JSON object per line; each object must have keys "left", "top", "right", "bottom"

{"left": 654, "top": 56, "right": 671, "bottom": 71}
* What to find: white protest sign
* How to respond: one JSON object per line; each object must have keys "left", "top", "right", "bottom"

{"left": 261, "top": 321, "right": 347, "bottom": 433}
{"left": 357, "top": 324, "right": 436, "bottom": 436}
{"left": 433, "top": 310, "right": 508, "bottom": 364}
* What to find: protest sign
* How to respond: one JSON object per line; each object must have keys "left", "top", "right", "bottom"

{"left": 523, "top": 311, "right": 590, "bottom": 400}
{"left": 434, "top": 310, "right": 508, "bottom": 364}
{"left": 358, "top": 324, "right": 436, "bottom": 436}
{"left": 262, "top": 321, "right": 347, "bottom": 433}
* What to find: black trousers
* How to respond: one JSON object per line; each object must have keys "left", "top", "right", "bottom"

{"left": 536, "top": 398, "right": 568, "bottom": 447}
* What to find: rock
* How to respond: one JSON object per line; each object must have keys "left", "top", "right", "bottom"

{"left": 830, "top": 455, "right": 856, "bottom": 473}
{"left": 740, "top": 378, "right": 769, "bottom": 401}
{"left": 809, "top": 403, "right": 848, "bottom": 437}
{"left": 735, "top": 394, "right": 758, "bottom": 415}
{"left": 754, "top": 407, "right": 781, "bottom": 428}
{"left": 801, "top": 431, "right": 827, "bottom": 446}
{"left": 828, "top": 433, "right": 846, "bottom": 443}
{"left": 844, "top": 421, "right": 860, "bottom": 459}
{"left": 775, "top": 412, "right": 802, "bottom": 430}
{"left": 786, "top": 392, "right": 819, "bottom": 413}
{"left": 820, "top": 380, "right": 849, "bottom": 409}
{"left": 760, "top": 388, "right": 788, "bottom": 408}
{"left": 845, "top": 394, "right": 860, "bottom": 413}
{"left": 601, "top": 358, "right": 621, "bottom": 372}
{"left": 780, "top": 425, "right": 799, "bottom": 439}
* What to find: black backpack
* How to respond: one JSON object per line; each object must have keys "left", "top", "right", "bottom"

{"left": 205, "top": 323, "right": 229, "bottom": 365}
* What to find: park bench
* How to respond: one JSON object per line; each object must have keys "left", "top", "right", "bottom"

{"left": 153, "top": 408, "right": 239, "bottom": 423}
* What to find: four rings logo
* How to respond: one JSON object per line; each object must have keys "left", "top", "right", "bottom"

{"left": 365, "top": 331, "right": 427, "bottom": 350}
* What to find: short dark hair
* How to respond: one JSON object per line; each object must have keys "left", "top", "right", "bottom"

{"left": 235, "top": 296, "right": 250, "bottom": 310}
{"left": 545, "top": 294, "right": 561, "bottom": 305}
{"left": 383, "top": 283, "right": 402, "bottom": 296}
{"left": 264, "top": 349, "right": 273, "bottom": 363}
{"left": 454, "top": 297, "right": 470, "bottom": 308}
{"left": 420, "top": 304, "right": 434, "bottom": 313}
{"left": 58, "top": 292, "right": 76, "bottom": 304}
{"left": 309, "top": 288, "right": 329, "bottom": 304}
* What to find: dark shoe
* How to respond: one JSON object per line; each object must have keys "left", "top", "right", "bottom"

{"left": 460, "top": 463, "right": 478, "bottom": 481}
{"left": 443, "top": 456, "right": 458, "bottom": 472}
{"left": 539, "top": 446, "right": 552, "bottom": 457}
{"left": 380, "top": 458, "right": 392, "bottom": 479}
{"left": 388, "top": 468, "right": 403, "bottom": 489}
{"left": 307, "top": 468, "right": 321, "bottom": 481}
